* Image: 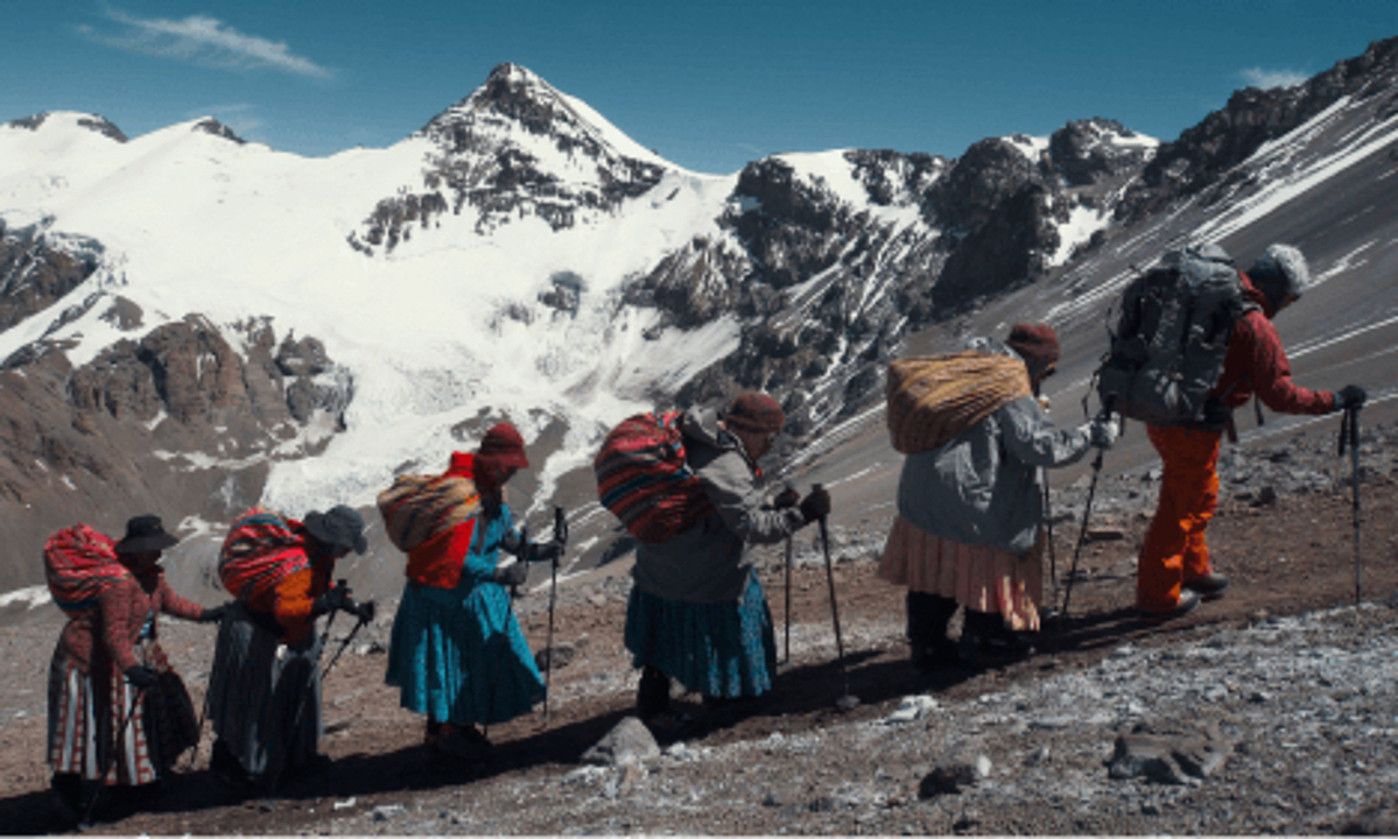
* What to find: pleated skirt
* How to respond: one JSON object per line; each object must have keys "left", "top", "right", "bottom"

{"left": 206, "top": 605, "right": 322, "bottom": 778}
{"left": 46, "top": 648, "right": 157, "bottom": 785}
{"left": 879, "top": 514, "right": 1044, "bottom": 631}
{"left": 624, "top": 571, "right": 777, "bottom": 699}
{"left": 384, "top": 580, "right": 545, "bottom": 726}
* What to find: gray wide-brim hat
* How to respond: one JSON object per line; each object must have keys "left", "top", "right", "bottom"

{"left": 304, "top": 505, "right": 368, "bottom": 554}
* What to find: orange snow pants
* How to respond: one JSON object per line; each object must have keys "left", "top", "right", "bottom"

{"left": 1138, "top": 424, "right": 1222, "bottom": 612}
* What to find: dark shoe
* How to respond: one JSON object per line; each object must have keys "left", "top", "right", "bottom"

{"left": 914, "top": 639, "right": 962, "bottom": 674}
{"left": 637, "top": 666, "right": 671, "bottom": 719}
{"left": 1184, "top": 573, "right": 1229, "bottom": 601}
{"left": 1138, "top": 589, "right": 1201, "bottom": 620}
{"left": 49, "top": 773, "right": 83, "bottom": 828}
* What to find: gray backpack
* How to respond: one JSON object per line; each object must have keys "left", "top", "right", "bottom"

{"left": 1096, "top": 244, "right": 1257, "bottom": 426}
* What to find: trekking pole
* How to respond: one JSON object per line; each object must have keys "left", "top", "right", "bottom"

{"left": 1061, "top": 404, "right": 1113, "bottom": 619}
{"left": 815, "top": 485, "right": 858, "bottom": 711}
{"left": 542, "top": 506, "right": 566, "bottom": 727}
{"left": 1042, "top": 467, "right": 1058, "bottom": 608}
{"left": 321, "top": 611, "right": 370, "bottom": 681}
{"left": 1338, "top": 406, "right": 1362, "bottom": 605}
{"left": 782, "top": 534, "right": 794, "bottom": 665}
{"left": 82, "top": 683, "right": 147, "bottom": 824}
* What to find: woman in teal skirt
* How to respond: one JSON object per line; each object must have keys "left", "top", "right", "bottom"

{"left": 624, "top": 392, "right": 830, "bottom": 716}
{"left": 384, "top": 424, "right": 562, "bottom": 758}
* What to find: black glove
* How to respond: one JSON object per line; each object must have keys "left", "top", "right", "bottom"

{"left": 499, "top": 529, "right": 526, "bottom": 557}
{"left": 798, "top": 486, "right": 832, "bottom": 523}
{"left": 772, "top": 486, "right": 801, "bottom": 510}
{"left": 351, "top": 599, "right": 376, "bottom": 623}
{"left": 523, "top": 540, "right": 563, "bottom": 564}
{"left": 494, "top": 562, "right": 528, "bottom": 587}
{"left": 198, "top": 602, "right": 233, "bottom": 624}
{"left": 124, "top": 665, "right": 159, "bottom": 690}
{"left": 312, "top": 585, "right": 353, "bottom": 617}
{"left": 1335, "top": 385, "right": 1367, "bottom": 411}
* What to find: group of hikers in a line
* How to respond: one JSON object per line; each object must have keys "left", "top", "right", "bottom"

{"left": 39, "top": 241, "right": 1367, "bottom": 823}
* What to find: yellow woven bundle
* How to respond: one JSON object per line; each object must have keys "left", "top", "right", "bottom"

{"left": 376, "top": 474, "right": 480, "bottom": 552}
{"left": 886, "top": 352, "right": 1031, "bottom": 454}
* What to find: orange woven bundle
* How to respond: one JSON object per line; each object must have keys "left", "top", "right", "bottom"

{"left": 886, "top": 352, "right": 1031, "bottom": 454}
{"left": 376, "top": 473, "right": 480, "bottom": 553}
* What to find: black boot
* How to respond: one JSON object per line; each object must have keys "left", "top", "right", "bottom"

{"left": 907, "top": 592, "right": 959, "bottom": 672}
{"left": 637, "top": 666, "right": 671, "bottom": 718}
{"left": 960, "top": 610, "right": 1033, "bottom": 666}
{"left": 49, "top": 773, "right": 83, "bottom": 827}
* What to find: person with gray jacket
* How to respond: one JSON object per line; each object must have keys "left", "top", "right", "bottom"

{"left": 878, "top": 323, "right": 1117, "bottom": 670}
{"left": 624, "top": 391, "right": 829, "bottom": 718}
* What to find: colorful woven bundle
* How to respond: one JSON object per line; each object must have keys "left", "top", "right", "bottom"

{"left": 595, "top": 411, "right": 715, "bottom": 544}
{"left": 376, "top": 473, "right": 481, "bottom": 553}
{"left": 43, "top": 524, "right": 130, "bottom": 616}
{"left": 217, "top": 507, "right": 309, "bottom": 602}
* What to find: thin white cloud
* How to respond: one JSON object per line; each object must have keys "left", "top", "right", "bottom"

{"left": 1240, "top": 67, "right": 1308, "bottom": 90}
{"left": 78, "top": 8, "right": 331, "bottom": 79}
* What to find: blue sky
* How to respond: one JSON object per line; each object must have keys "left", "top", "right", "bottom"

{"left": 2, "top": 1, "right": 1394, "bottom": 173}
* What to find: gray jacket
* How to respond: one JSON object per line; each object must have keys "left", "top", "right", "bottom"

{"left": 896, "top": 338, "right": 1095, "bottom": 554}
{"left": 632, "top": 407, "right": 805, "bottom": 603}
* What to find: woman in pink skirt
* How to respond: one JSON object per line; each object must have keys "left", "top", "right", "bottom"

{"left": 879, "top": 324, "right": 1117, "bottom": 669}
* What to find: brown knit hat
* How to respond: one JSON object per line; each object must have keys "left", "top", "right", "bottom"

{"left": 1005, "top": 322, "right": 1060, "bottom": 378}
{"left": 477, "top": 422, "right": 529, "bottom": 471}
{"left": 723, "top": 391, "right": 786, "bottom": 434}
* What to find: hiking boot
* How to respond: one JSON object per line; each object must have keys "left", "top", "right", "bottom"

{"left": 914, "top": 639, "right": 962, "bottom": 674}
{"left": 1184, "top": 573, "right": 1229, "bottom": 601}
{"left": 1138, "top": 589, "right": 1201, "bottom": 620}
{"left": 636, "top": 666, "right": 671, "bottom": 719}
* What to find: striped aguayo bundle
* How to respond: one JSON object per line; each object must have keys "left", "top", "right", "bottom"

{"left": 43, "top": 525, "right": 131, "bottom": 616}
{"left": 595, "top": 411, "right": 715, "bottom": 544}
{"left": 218, "top": 508, "right": 309, "bottom": 603}
{"left": 376, "top": 473, "right": 480, "bottom": 553}
{"left": 886, "top": 352, "right": 1031, "bottom": 454}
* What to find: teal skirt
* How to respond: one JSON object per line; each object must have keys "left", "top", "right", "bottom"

{"left": 624, "top": 571, "right": 777, "bottom": 699}
{"left": 385, "top": 579, "right": 544, "bottom": 726}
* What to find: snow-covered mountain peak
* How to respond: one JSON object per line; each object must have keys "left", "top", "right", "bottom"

{"left": 3, "top": 111, "right": 128, "bottom": 143}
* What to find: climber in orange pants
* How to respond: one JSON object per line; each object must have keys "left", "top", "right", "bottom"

{"left": 1136, "top": 425, "right": 1221, "bottom": 613}
{"left": 1136, "top": 244, "right": 1364, "bottom": 617}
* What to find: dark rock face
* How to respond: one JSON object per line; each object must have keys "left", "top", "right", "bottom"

{"left": 353, "top": 63, "right": 666, "bottom": 253}
{"left": 929, "top": 138, "right": 1040, "bottom": 235}
{"left": 0, "top": 229, "right": 355, "bottom": 587}
{"left": 0, "top": 221, "right": 103, "bottom": 333}
{"left": 5, "top": 112, "right": 128, "bottom": 142}
{"left": 192, "top": 118, "right": 246, "bottom": 145}
{"left": 1049, "top": 118, "right": 1152, "bottom": 187}
{"left": 1119, "top": 36, "right": 1398, "bottom": 220}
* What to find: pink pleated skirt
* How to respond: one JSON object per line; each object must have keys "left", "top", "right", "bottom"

{"left": 878, "top": 515, "right": 1043, "bottom": 632}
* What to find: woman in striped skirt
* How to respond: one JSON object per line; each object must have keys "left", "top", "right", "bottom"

{"left": 47, "top": 515, "right": 224, "bottom": 822}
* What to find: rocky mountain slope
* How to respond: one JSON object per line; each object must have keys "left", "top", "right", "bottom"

{"left": 0, "top": 37, "right": 1394, "bottom": 601}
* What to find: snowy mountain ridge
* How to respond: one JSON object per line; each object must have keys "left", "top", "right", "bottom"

{"left": 1, "top": 38, "right": 1393, "bottom": 593}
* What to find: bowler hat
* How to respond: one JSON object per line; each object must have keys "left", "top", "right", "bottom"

{"left": 114, "top": 515, "right": 180, "bottom": 555}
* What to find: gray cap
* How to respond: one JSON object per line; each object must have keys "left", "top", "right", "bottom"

{"left": 304, "top": 505, "right": 367, "bottom": 554}
{"left": 1248, "top": 243, "right": 1310, "bottom": 307}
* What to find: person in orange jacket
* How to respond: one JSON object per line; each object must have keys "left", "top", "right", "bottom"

{"left": 206, "top": 505, "right": 372, "bottom": 791}
{"left": 1137, "top": 244, "right": 1368, "bottom": 617}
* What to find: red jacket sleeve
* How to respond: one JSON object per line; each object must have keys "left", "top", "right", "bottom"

{"left": 157, "top": 577, "right": 207, "bottom": 622}
{"left": 97, "top": 578, "right": 140, "bottom": 672}
{"left": 1230, "top": 312, "right": 1336, "bottom": 415}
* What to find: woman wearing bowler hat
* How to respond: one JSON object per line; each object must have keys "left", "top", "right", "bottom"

{"left": 46, "top": 515, "right": 225, "bottom": 823}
